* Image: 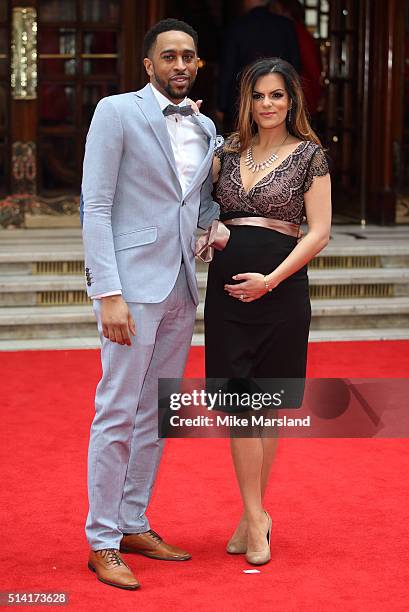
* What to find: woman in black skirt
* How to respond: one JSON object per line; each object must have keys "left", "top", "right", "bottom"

{"left": 204, "top": 58, "right": 331, "bottom": 565}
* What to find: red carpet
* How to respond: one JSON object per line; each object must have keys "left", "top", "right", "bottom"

{"left": 1, "top": 341, "right": 409, "bottom": 611}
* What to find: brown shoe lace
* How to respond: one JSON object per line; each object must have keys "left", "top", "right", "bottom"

{"left": 98, "top": 548, "right": 124, "bottom": 567}
{"left": 147, "top": 529, "right": 163, "bottom": 543}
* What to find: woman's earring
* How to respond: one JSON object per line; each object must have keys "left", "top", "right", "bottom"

{"left": 288, "top": 106, "right": 292, "bottom": 123}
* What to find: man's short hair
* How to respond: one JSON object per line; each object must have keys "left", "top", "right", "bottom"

{"left": 143, "top": 18, "right": 198, "bottom": 58}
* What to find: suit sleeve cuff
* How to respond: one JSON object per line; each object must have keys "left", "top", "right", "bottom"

{"left": 91, "top": 290, "right": 123, "bottom": 299}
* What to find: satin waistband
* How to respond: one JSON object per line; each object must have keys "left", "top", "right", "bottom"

{"left": 224, "top": 216, "right": 301, "bottom": 238}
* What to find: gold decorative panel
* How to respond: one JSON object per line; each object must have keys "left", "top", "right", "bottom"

{"left": 396, "top": 195, "right": 409, "bottom": 224}
{"left": 38, "top": 290, "right": 89, "bottom": 306}
{"left": 12, "top": 141, "right": 37, "bottom": 193}
{"left": 11, "top": 7, "right": 38, "bottom": 99}
{"left": 33, "top": 261, "right": 84, "bottom": 275}
{"left": 310, "top": 284, "right": 394, "bottom": 299}
{"left": 29, "top": 195, "right": 79, "bottom": 216}
{"left": 310, "top": 255, "right": 381, "bottom": 269}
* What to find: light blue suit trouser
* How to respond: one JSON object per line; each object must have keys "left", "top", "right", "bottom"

{"left": 85, "top": 264, "right": 196, "bottom": 550}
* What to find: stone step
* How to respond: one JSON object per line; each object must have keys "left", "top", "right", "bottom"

{"left": 0, "top": 305, "right": 97, "bottom": 340}
{"left": 2, "top": 226, "right": 409, "bottom": 277}
{"left": 0, "top": 228, "right": 82, "bottom": 241}
{"left": 1, "top": 327, "right": 409, "bottom": 351}
{"left": 4, "top": 269, "right": 409, "bottom": 286}
{"left": 0, "top": 275, "right": 90, "bottom": 306}
{"left": 1, "top": 268, "right": 409, "bottom": 306}
{"left": 197, "top": 269, "right": 409, "bottom": 299}
{"left": 192, "top": 298, "right": 409, "bottom": 334}
{"left": 2, "top": 227, "right": 409, "bottom": 250}
{"left": 1, "top": 253, "right": 402, "bottom": 275}
{"left": 1, "top": 247, "right": 409, "bottom": 276}
{"left": 1, "top": 298, "right": 408, "bottom": 340}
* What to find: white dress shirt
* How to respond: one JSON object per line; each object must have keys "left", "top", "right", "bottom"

{"left": 150, "top": 84, "right": 209, "bottom": 195}
{"left": 92, "top": 83, "right": 208, "bottom": 299}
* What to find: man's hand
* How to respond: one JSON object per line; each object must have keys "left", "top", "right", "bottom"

{"left": 100, "top": 295, "right": 136, "bottom": 345}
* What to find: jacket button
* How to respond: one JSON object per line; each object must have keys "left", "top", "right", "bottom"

{"left": 181, "top": 200, "right": 185, "bottom": 206}
{"left": 87, "top": 281, "right": 91, "bottom": 286}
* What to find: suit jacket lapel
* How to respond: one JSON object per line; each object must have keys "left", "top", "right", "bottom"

{"left": 134, "top": 85, "right": 181, "bottom": 189}
{"left": 191, "top": 112, "right": 213, "bottom": 140}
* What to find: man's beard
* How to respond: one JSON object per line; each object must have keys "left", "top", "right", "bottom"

{"left": 153, "top": 70, "right": 195, "bottom": 101}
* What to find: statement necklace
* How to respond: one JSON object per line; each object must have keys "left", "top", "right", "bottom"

{"left": 245, "top": 133, "right": 290, "bottom": 173}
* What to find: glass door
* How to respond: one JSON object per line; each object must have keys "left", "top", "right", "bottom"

{"left": 37, "top": 0, "right": 122, "bottom": 195}
{"left": 1, "top": 0, "right": 144, "bottom": 227}
{"left": 299, "top": 0, "right": 362, "bottom": 221}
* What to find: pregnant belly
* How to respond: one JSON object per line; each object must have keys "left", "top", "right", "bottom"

{"left": 211, "top": 225, "right": 306, "bottom": 283}
{"left": 206, "top": 225, "right": 310, "bottom": 322}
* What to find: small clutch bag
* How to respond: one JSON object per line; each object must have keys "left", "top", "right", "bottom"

{"left": 195, "top": 220, "right": 231, "bottom": 263}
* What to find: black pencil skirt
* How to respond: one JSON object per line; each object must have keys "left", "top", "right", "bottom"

{"left": 204, "top": 225, "right": 311, "bottom": 382}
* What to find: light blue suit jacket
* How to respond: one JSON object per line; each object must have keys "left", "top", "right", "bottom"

{"left": 81, "top": 84, "right": 219, "bottom": 305}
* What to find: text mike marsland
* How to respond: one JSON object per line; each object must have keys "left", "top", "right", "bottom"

{"left": 169, "top": 415, "right": 311, "bottom": 428}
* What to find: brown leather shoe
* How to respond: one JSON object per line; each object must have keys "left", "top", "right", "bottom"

{"left": 120, "top": 529, "right": 191, "bottom": 561}
{"left": 88, "top": 548, "right": 140, "bottom": 590}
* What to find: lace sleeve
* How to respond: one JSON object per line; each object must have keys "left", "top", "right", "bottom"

{"left": 303, "top": 147, "right": 329, "bottom": 193}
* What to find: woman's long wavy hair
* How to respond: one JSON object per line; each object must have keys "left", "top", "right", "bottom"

{"left": 226, "top": 57, "right": 321, "bottom": 153}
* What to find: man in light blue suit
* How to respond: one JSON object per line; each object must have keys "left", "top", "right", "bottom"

{"left": 82, "top": 18, "right": 219, "bottom": 590}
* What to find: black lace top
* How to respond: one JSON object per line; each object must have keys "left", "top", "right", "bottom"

{"left": 214, "top": 140, "right": 329, "bottom": 225}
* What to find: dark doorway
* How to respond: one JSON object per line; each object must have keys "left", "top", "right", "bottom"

{"left": 163, "top": 0, "right": 407, "bottom": 225}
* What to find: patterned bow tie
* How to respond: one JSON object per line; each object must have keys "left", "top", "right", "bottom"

{"left": 163, "top": 104, "right": 194, "bottom": 117}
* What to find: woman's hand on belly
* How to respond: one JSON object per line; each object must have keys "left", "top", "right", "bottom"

{"left": 224, "top": 272, "right": 275, "bottom": 303}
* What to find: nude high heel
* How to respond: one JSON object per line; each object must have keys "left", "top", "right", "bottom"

{"left": 226, "top": 535, "right": 247, "bottom": 554}
{"left": 245, "top": 511, "right": 272, "bottom": 565}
